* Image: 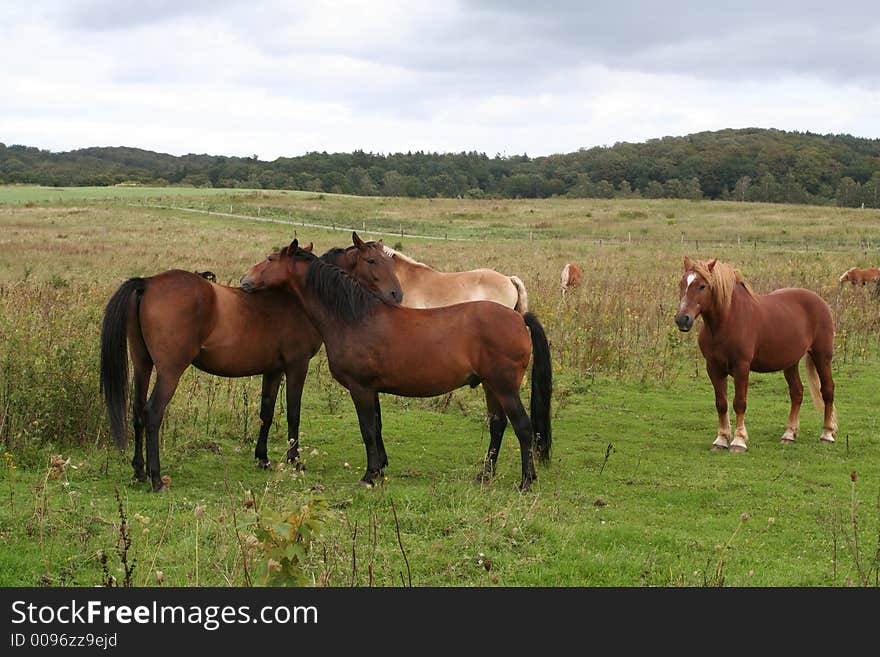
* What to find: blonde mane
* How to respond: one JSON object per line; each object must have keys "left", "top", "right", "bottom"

{"left": 381, "top": 245, "right": 434, "bottom": 270}
{"left": 691, "top": 259, "right": 757, "bottom": 314}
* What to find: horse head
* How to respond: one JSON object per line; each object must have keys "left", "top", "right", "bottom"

{"left": 345, "top": 232, "right": 403, "bottom": 305}
{"left": 240, "top": 240, "right": 314, "bottom": 293}
{"left": 674, "top": 256, "right": 716, "bottom": 332}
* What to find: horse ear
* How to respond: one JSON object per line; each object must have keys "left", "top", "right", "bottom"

{"left": 303, "top": 242, "right": 314, "bottom": 253}
{"left": 683, "top": 256, "right": 692, "bottom": 272}
{"left": 289, "top": 239, "right": 298, "bottom": 253}
{"left": 707, "top": 258, "right": 717, "bottom": 272}
{"left": 352, "top": 231, "right": 366, "bottom": 250}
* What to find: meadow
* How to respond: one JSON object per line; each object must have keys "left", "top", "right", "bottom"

{"left": 0, "top": 185, "right": 878, "bottom": 587}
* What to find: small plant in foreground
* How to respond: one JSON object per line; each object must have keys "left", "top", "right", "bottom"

{"left": 254, "top": 495, "right": 329, "bottom": 586}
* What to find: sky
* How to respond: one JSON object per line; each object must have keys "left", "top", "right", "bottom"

{"left": 2, "top": 1, "right": 879, "bottom": 160}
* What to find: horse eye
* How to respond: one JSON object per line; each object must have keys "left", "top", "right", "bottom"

{"left": 698, "top": 284, "right": 706, "bottom": 290}
{"left": 367, "top": 257, "right": 376, "bottom": 264}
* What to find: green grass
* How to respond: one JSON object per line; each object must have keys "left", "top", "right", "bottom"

{"left": 1, "top": 367, "right": 876, "bottom": 587}
{"left": 0, "top": 188, "right": 878, "bottom": 587}
{"left": 0, "top": 184, "right": 318, "bottom": 205}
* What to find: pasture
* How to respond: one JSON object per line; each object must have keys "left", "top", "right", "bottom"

{"left": 0, "top": 186, "right": 878, "bottom": 587}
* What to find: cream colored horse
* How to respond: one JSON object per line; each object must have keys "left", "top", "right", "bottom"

{"left": 382, "top": 246, "right": 528, "bottom": 312}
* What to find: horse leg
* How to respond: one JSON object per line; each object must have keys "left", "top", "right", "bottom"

{"left": 496, "top": 392, "right": 536, "bottom": 492}
{"left": 349, "top": 386, "right": 384, "bottom": 487}
{"left": 476, "top": 388, "right": 507, "bottom": 483}
{"left": 730, "top": 363, "right": 750, "bottom": 453}
{"left": 254, "top": 372, "right": 282, "bottom": 469}
{"left": 131, "top": 358, "right": 152, "bottom": 482}
{"left": 284, "top": 360, "right": 309, "bottom": 466}
{"left": 374, "top": 393, "right": 388, "bottom": 470}
{"left": 812, "top": 353, "right": 837, "bottom": 443}
{"left": 708, "top": 364, "right": 731, "bottom": 451}
{"left": 144, "top": 367, "right": 186, "bottom": 492}
{"left": 781, "top": 364, "right": 803, "bottom": 443}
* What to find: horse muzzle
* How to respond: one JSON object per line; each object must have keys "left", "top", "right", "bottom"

{"left": 239, "top": 277, "right": 255, "bottom": 293}
{"left": 674, "top": 313, "right": 694, "bottom": 332}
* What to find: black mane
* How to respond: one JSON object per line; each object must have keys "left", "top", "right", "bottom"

{"left": 319, "top": 242, "right": 384, "bottom": 266}
{"left": 319, "top": 247, "right": 349, "bottom": 264}
{"left": 296, "top": 248, "right": 384, "bottom": 324}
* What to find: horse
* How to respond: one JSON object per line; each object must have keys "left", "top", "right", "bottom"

{"left": 240, "top": 240, "right": 552, "bottom": 491}
{"left": 560, "top": 263, "right": 583, "bottom": 298}
{"left": 380, "top": 245, "right": 528, "bottom": 312}
{"left": 99, "top": 233, "right": 402, "bottom": 492}
{"left": 838, "top": 266, "right": 880, "bottom": 286}
{"left": 674, "top": 256, "right": 837, "bottom": 452}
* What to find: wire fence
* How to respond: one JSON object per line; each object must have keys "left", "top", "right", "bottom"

{"left": 133, "top": 203, "right": 471, "bottom": 241}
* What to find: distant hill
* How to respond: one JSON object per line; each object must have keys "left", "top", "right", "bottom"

{"left": 2, "top": 128, "right": 879, "bottom": 206}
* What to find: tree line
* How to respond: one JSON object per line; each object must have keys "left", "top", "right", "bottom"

{"left": 2, "top": 128, "right": 879, "bottom": 207}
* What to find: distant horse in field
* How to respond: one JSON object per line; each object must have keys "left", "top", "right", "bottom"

{"left": 674, "top": 256, "right": 837, "bottom": 452}
{"left": 240, "top": 240, "right": 552, "bottom": 491}
{"left": 838, "top": 267, "right": 880, "bottom": 286}
{"left": 100, "top": 234, "right": 402, "bottom": 492}
{"left": 380, "top": 245, "right": 528, "bottom": 312}
{"left": 560, "top": 263, "right": 583, "bottom": 298}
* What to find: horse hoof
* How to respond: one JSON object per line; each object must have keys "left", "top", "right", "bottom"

{"left": 730, "top": 444, "right": 747, "bottom": 453}
{"left": 820, "top": 434, "right": 836, "bottom": 444}
{"left": 256, "top": 460, "right": 272, "bottom": 470}
{"left": 151, "top": 483, "right": 169, "bottom": 493}
{"left": 134, "top": 472, "right": 148, "bottom": 483}
{"left": 358, "top": 470, "right": 384, "bottom": 488}
{"left": 710, "top": 444, "right": 728, "bottom": 452}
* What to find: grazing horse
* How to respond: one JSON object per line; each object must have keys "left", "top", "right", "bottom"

{"left": 99, "top": 234, "right": 402, "bottom": 492}
{"left": 240, "top": 240, "right": 552, "bottom": 491}
{"left": 380, "top": 245, "right": 528, "bottom": 312}
{"left": 838, "top": 266, "right": 880, "bottom": 286}
{"left": 560, "top": 263, "right": 583, "bottom": 298}
{"left": 674, "top": 256, "right": 837, "bottom": 452}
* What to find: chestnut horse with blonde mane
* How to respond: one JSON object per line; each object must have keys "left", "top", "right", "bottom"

{"left": 674, "top": 257, "right": 837, "bottom": 452}
{"left": 560, "top": 263, "right": 583, "bottom": 298}
{"left": 839, "top": 266, "right": 880, "bottom": 286}
{"left": 381, "top": 245, "right": 529, "bottom": 312}
{"left": 241, "top": 240, "right": 552, "bottom": 491}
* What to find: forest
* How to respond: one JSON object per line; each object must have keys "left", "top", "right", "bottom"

{"left": 2, "top": 127, "right": 879, "bottom": 207}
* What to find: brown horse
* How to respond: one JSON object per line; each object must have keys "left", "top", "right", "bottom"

{"left": 240, "top": 240, "right": 552, "bottom": 491}
{"left": 674, "top": 257, "right": 837, "bottom": 452}
{"left": 100, "top": 234, "right": 402, "bottom": 492}
{"left": 839, "top": 266, "right": 880, "bottom": 286}
{"left": 380, "top": 245, "right": 528, "bottom": 312}
{"left": 560, "top": 263, "right": 583, "bottom": 298}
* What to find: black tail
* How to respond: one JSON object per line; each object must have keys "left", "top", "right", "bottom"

{"left": 524, "top": 312, "right": 552, "bottom": 463}
{"left": 100, "top": 278, "right": 145, "bottom": 450}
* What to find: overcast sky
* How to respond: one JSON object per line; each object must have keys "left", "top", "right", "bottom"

{"left": 2, "top": 1, "right": 879, "bottom": 160}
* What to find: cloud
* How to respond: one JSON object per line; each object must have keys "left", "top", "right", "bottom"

{"left": 1, "top": 2, "right": 878, "bottom": 158}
